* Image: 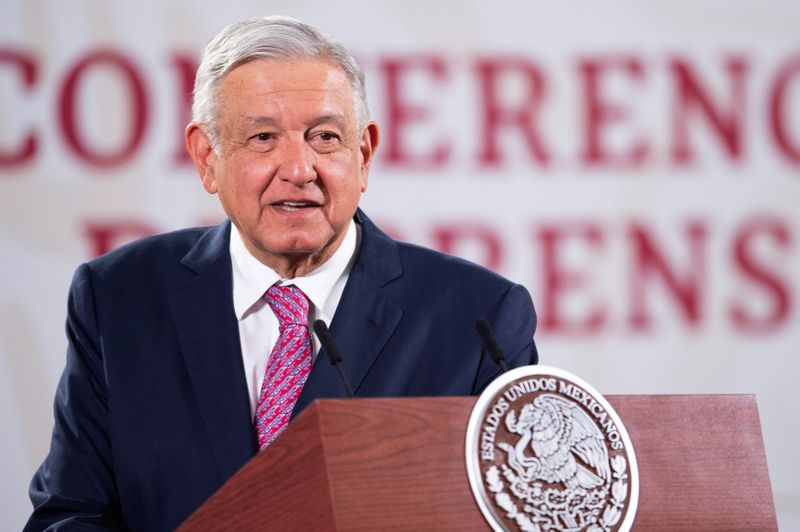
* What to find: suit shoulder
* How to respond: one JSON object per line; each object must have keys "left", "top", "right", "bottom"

{"left": 85, "top": 225, "right": 218, "bottom": 279}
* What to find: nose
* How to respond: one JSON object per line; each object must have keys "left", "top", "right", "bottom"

{"left": 276, "top": 138, "right": 316, "bottom": 186}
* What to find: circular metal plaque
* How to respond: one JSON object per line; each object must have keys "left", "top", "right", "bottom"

{"left": 466, "top": 365, "right": 639, "bottom": 531}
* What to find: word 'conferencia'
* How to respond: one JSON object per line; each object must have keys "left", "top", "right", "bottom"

{"left": 2, "top": 50, "right": 800, "bottom": 168}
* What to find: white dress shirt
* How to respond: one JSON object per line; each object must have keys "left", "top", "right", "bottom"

{"left": 229, "top": 221, "right": 360, "bottom": 418}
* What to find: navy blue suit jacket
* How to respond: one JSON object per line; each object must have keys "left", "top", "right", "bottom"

{"left": 27, "top": 209, "right": 537, "bottom": 531}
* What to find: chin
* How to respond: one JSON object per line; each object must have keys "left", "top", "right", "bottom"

{"left": 268, "top": 236, "right": 330, "bottom": 256}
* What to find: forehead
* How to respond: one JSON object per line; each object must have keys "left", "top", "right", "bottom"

{"left": 217, "top": 58, "right": 356, "bottom": 119}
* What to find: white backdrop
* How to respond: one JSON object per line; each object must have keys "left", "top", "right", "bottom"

{"left": 2, "top": 1, "right": 798, "bottom": 529}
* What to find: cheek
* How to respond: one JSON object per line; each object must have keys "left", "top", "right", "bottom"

{"left": 334, "top": 177, "right": 364, "bottom": 212}
{"left": 217, "top": 159, "right": 272, "bottom": 214}
{"left": 329, "top": 158, "right": 365, "bottom": 203}
{"left": 227, "top": 158, "right": 272, "bottom": 192}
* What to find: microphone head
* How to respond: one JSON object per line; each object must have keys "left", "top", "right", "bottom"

{"left": 474, "top": 317, "right": 492, "bottom": 340}
{"left": 313, "top": 319, "right": 343, "bottom": 364}
{"left": 312, "top": 319, "right": 354, "bottom": 397}
{"left": 312, "top": 319, "right": 328, "bottom": 337}
{"left": 474, "top": 318, "right": 506, "bottom": 365}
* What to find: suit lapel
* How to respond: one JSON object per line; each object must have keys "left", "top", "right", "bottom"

{"left": 294, "top": 210, "right": 404, "bottom": 413}
{"left": 168, "top": 222, "right": 256, "bottom": 481}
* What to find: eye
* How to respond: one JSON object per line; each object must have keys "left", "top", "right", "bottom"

{"left": 309, "top": 131, "right": 341, "bottom": 144}
{"left": 247, "top": 132, "right": 276, "bottom": 151}
{"left": 309, "top": 130, "right": 342, "bottom": 153}
{"left": 317, "top": 132, "right": 338, "bottom": 141}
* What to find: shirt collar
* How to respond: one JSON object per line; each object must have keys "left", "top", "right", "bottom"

{"left": 230, "top": 220, "right": 358, "bottom": 320}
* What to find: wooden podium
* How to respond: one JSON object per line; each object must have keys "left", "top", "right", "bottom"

{"left": 179, "top": 395, "right": 777, "bottom": 530}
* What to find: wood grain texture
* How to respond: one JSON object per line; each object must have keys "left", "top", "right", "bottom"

{"left": 180, "top": 395, "right": 777, "bottom": 531}
{"left": 317, "top": 397, "right": 486, "bottom": 531}
{"left": 608, "top": 394, "right": 778, "bottom": 531}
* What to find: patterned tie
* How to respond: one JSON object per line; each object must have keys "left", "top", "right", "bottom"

{"left": 254, "top": 284, "right": 312, "bottom": 450}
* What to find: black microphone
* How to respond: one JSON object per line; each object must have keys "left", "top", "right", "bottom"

{"left": 474, "top": 318, "right": 509, "bottom": 373}
{"left": 312, "top": 319, "right": 354, "bottom": 398}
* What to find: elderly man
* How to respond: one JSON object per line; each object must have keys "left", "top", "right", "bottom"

{"left": 27, "top": 16, "right": 538, "bottom": 530}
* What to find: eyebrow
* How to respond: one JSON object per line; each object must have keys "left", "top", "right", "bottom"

{"left": 240, "top": 113, "right": 349, "bottom": 129}
{"left": 309, "top": 113, "right": 348, "bottom": 128}
{"left": 242, "top": 116, "right": 279, "bottom": 127}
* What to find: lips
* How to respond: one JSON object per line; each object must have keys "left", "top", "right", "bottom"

{"left": 272, "top": 200, "right": 321, "bottom": 212}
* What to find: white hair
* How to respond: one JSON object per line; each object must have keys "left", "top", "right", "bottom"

{"left": 191, "top": 16, "right": 369, "bottom": 150}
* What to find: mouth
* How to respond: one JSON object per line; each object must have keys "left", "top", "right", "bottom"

{"left": 271, "top": 200, "right": 321, "bottom": 212}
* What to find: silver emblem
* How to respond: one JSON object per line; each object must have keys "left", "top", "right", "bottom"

{"left": 466, "top": 366, "right": 639, "bottom": 531}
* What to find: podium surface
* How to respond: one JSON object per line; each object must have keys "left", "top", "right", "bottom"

{"left": 180, "top": 395, "right": 777, "bottom": 531}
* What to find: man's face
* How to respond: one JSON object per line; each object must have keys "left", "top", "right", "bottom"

{"left": 187, "top": 59, "right": 378, "bottom": 276}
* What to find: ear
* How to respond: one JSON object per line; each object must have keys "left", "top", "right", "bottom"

{"left": 358, "top": 122, "right": 380, "bottom": 192}
{"left": 185, "top": 123, "right": 219, "bottom": 194}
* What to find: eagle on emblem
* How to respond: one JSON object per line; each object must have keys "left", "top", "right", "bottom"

{"left": 498, "top": 394, "right": 610, "bottom": 490}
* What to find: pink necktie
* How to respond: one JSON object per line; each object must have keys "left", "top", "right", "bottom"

{"left": 254, "top": 284, "right": 312, "bottom": 450}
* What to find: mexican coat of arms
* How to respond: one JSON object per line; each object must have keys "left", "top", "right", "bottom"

{"left": 466, "top": 366, "right": 639, "bottom": 531}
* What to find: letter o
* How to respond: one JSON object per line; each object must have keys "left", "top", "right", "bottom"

{"left": 59, "top": 50, "right": 148, "bottom": 167}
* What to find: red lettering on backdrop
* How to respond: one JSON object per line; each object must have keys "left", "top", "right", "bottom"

{"left": 4, "top": 49, "right": 798, "bottom": 170}
{"left": 537, "top": 223, "right": 606, "bottom": 335}
{"left": 579, "top": 56, "right": 648, "bottom": 168}
{"left": 670, "top": 55, "right": 748, "bottom": 165}
{"left": 59, "top": 50, "right": 149, "bottom": 168}
{"left": 170, "top": 53, "right": 197, "bottom": 166}
{"left": 379, "top": 56, "right": 450, "bottom": 168}
{"left": 0, "top": 49, "right": 38, "bottom": 167}
{"left": 628, "top": 221, "right": 706, "bottom": 330}
{"left": 769, "top": 55, "right": 800, "bottom": 166}
{"left": 475, "top": 57, "right": 550, "bottom": 167}
{"left": 85, "top": 220, "right": 157, "bottom": 257}
{"left": 432, "top": 224, "right": 503, "bottom": 272}
{"left": 730, "top": 217, "right": 791, "bottom": 332}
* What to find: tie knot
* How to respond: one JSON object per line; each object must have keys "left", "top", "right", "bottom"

{"left": 265, "top": 284, "right": 309, "bottom": 327}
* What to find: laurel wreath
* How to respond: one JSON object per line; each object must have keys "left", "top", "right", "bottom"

{"left": 484, "top": 454, "right": 629, "bottom": 532}
{"left": 594, "top": 455, "right": 629, "bottom": 531}
{"left": 485, "top": 466, "right": 540, "bottom": 532}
